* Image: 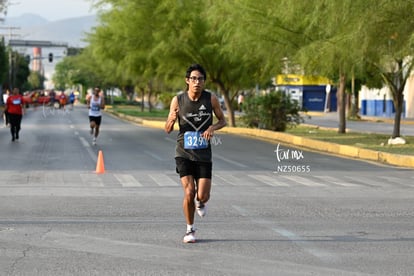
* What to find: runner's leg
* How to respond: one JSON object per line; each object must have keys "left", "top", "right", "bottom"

{"left": 181, "top": 175, "right": 196, "bottom": 225}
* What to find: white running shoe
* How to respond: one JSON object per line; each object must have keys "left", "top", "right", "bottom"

{"left": 92, "top": 137, "right": 97, "bottom": 145}
{"left": 183, "top": 229, "right": 196, "bottom": 243}
{"left": 196, "top": 202, "right": 207, "bottom": 218}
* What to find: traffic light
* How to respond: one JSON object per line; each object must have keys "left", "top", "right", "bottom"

{"left": 48, "top": 53, "right": 53, "bottom": 63}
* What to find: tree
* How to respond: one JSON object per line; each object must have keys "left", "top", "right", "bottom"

{"left": 53, "top": 48, "right": 114, "bottom": 100}
{"left": 233, "top": 0, "right": 414, "bottom": 137}
{"left": 71, "top": 0, "right": 414, "bottom": 138}
{"left": 150, "top": 0, "right": 263, "bottom": 126}
{"left": 356, "top": 0, "right": 414, "bottom": 138}
{"left": 249, "top": 0, "right": 367, "bottom": 134}
{"left": 54, "top": 56, "right": 85, "bottom": 90}
{"left": 205, "top": 0, "right": 346, "bottom": 128}
{"left": 9, "top": 50, "right": 30, "bottom": 90}
{"left": 89, "top": 0, "right": 162, "bottom": 111}
{"left": 27, "top": 71, "right": 45, "bottom": 90}
{"left": 89, "top": 0, "right": 260, "bottom": 121}
{"left": 0, "top": 38, "right": 8, "bottom": 86}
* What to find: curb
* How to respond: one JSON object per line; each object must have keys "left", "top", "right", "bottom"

{"left": 303, "top": 111, "right": 414, "bottom": 125}
{"left": 218, "top": 127, "right": 414, "bottom": 168}
{"left": 106, "top": 110, "right": 414, "bottom": 168}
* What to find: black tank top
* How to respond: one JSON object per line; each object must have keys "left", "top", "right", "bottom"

{"left": 175, "top": 90, "right": 213, "bottom": 162}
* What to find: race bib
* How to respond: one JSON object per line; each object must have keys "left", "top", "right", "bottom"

{"left": 12, "top": 99, "right": 21, "bottom": 105}
{"left": 91, "top": 105, "right": 100, "bottom": 111}
{"left": 184, "top": 131, "right": 208, "bottom": 149}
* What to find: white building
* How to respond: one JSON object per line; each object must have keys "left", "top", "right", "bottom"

{"left": 359, "top": 73, "right": 414, "bottom": 118}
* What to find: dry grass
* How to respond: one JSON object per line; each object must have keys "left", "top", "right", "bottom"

{"left": 286, "top": 125, "right": 414, "bottom": 156}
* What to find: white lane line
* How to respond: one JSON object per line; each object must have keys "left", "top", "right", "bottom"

{"left": 313, "top": 175, "right": 358, "bottom": 187}
{"left": 80, "top": 173, "right": 104, "bottom": 187}
{"left": 213, "top": 173, "right": 238, "bottom": 186}
{"left": 380, "top": 176, "right": 411, "bottom": 188}
{"left": 144, "top": 150, "right": 164, "bottom": 161}
{"left": 232, "top": 205, "right": 249, "bottom": 216}
{"left": 164, "top": 137, "right": 176, "bottom": 143}
{"left": 114, "top": 174, "right": 142, "bottom": 187}
{"left": 79, "top": 136, "right": 90, "bottom": 148}
{"left": 282, "top": 175, "right": 326, "bottom": 187}
{"left": 214, "top": 153, "right": 248, "bottom": 168}
{"left": 79, "top": 136, "right": 98, "bottom": 164}
{"left": 248, "top": 174, "right": 289, "bottom": 187}
{"left": 149, "top": 173, "right": 179, "bottom": 186}
{"left": 272, "top": 228, "right": 336, "bottom": 262}
{"left": 232, "top": 205, "right": 335, "bottom": 263}
{"left": 343, "top": 176, "right": 381, "bottom": 187}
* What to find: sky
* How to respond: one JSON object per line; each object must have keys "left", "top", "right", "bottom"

{"left": 6, "top": 0, "right": 96, "bottom": 21}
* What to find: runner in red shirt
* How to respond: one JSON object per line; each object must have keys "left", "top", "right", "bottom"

{"left": 59, "top": 91, "right": 67, "bottom": 110}
{"left": 3, "top": 88, "right": 25, "bottom": 141}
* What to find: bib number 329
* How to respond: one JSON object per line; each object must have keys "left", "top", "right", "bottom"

{"left": 184, "top": 131, "right": 208, "bottom": 149}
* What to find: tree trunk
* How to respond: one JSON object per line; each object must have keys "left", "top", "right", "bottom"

{"left": 139, "top": 87, "right": 145, "bottom": 112}
{"left": 392, "top": 88, "right": 404, "bottom": 138}
{"left": 147, "top": 80, "right": 153, "bottom": 112}
{"left": 216, "top": 81, "right": 236, "bottom": 127}
{"left": 227, "top": 104, "right": 236, "bottom": 127}
{"left": 392, "top": 108, "right": 401, "bottom": 138}
{"left": 338, "top": 73, "right": 347, "bottom": 134}
{"left": 349, "top": 70, "right": 359, "bottom": 119}
{"left": 391, "top": 59, "right": 406, "bottom": 138}
{"left": 223, "top": 92, "right": 235, "bottom": 127}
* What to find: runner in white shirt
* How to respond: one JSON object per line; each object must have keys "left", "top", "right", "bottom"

{"left": 3, "top": 89, "right": 10, "bottom": 127}
{"left": 87, "top": 87, "right": 105, "bottom": 145}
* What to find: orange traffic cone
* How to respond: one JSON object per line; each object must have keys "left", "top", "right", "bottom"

{"left": 95, "top": 150, "right": 105, "bottom": 174}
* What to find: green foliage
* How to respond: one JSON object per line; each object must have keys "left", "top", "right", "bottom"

{"left": 52, "top": 0, "right": 414, "bottom": 135}
{"left": 111, "top": 97, "right": 130, "bottom": 105}
{"left": 66, "top": 47, "right": 83, "bottom": 56}
{"left": 0, "top": 38, "right": 8, "bottom": 85}
{"left": 85, "top": 0, "right": 270, "bottom": 125}
{"left": 158, "top": 92, "right": 175, "bottom": 110}
{"left": 12, "top": 51, "right": 30, "bottom": 90}
{"left": 112, "top": 105, "right": 169, "bottom": 118}
{"left": 242, "top": 91, "right": 304, "bottom": 131}
{"left": 53, "top": 49, "right": 110, "bottom": 91}
{"left": 27, "top": 71, "right": 45, "bottom": 90}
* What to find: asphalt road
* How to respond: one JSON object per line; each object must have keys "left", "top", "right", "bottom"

{"left": 0, "top": 105, "right": 413, "bottom": 276}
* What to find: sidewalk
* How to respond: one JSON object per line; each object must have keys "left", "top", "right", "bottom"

{"left": 106, "top": 110, "right": 414, "bottom": 169}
